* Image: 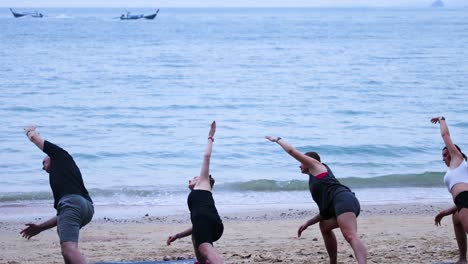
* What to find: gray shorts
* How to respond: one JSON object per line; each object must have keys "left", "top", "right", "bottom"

{"left": 333, "top": 191, "right": 360, "bottom": 218}
{"left": 56, "top": 194, "right": 94, "bottom": 243}
{"left": 320, "top": 191, "right": 361, "bottom": 220}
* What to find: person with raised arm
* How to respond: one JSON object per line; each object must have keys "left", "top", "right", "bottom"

{"left": 167, "top": 121, "right": 224, "bottom": 264}
{"left": 265, "top": 136, "right": 367, "bottom": 264}
{"left": 431, "top": 116, "right": 468, "bottom": 264}
{"left": 21, "top": 125, "right": 94, "bottom": 264}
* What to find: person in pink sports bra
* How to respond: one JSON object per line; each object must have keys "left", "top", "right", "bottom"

{"left": 432, "top": 116, "right": 468, "bottom": 264}
{"left": 265, "top": 136, "right": 367, "bottom": 264}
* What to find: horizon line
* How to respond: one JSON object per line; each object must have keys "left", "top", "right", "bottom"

{"left": 4, "top": 5, "right": 467, "bottom": 8}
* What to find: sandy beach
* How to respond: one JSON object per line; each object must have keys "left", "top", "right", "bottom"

{"left": 0, "top": 202, "right": 462, "bottom": 264}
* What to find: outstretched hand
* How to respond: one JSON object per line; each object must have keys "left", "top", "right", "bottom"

{"left": 297, "top": 222, "right": 310, "bottom": 238}
{"left": 431, "top": 117, "right": 442, "bottom": 124}
{"left": 434, "top": 211, "right": 446, "bottom": 226}
{"left": 24, "top": 125, "right": 37, "bottom": 135}
{"left": 20, "top": 223, "right": 42, "bottom": 240}
{"left": 166, "top": 235, "right": 177, "bottom": 246}
{"left": 208, "top": 121, "right": 216, "bottom": 138}
{"left": 265, "top": 136, "right": 280, "bottom": 142}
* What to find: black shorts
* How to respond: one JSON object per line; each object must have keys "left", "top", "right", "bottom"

{"left": 192, "top": 215, "right": 224, "bottom": 248}
{"left": 455, "top": 191, "right": 468, "bottom": 211}
{"left": 321, "top": 191, "right": 361, "bottom": 220}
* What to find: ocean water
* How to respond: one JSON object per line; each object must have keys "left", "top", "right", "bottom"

{"left": 1, "top": 8, "right": 467, "bottom": 211}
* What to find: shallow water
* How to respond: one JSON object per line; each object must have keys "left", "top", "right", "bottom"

{"left": 1, "top": 8, "right": 467, "bottom": 207}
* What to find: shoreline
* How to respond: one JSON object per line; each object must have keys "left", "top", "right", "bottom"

{"left": 0, "top": 185, "right": 453, "bottom": 222}
{"left": 0, "top": 202, "right": 461, "bottom": 263}
{"left": 0, "top": 199, "right": 454, "bottom": 222}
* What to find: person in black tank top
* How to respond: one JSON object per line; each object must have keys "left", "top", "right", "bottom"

{"left": 266, "top": 136, "right": 367, "bottom": 264}
{"left": 167, "top": 121, "right": 224, "bottom": 264}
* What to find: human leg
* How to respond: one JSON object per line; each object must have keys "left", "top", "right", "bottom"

{"left": 319, "top": 217, "right": 339, "bottom": 264}
{"left": 198, "top": 242, "right": 224, "bottom": 264}
{"left": 57, "top": 195, "right": 93, "bottom": 264}
{"left": 453, "top": 210, "right": 468, "bottom": 263}
{"left": 191, "top": 216, "right": 224, "bottom": 264}
{"left": 336, "top": 212, "right": 367, "bottom": 264}
{"left": 60, "top": 241, "right": 86, "bottom": 264}
{"left": 192, "top": 235, "right": 207, "bottom": 264}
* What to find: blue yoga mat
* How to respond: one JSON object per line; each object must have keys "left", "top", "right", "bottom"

{"left": 95, "top": 260, "right": 196, "bottom": 264}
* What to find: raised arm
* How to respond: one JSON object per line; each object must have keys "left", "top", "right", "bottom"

{"left": 431, "top": 116, "right": 464, "bottom": 167}
{"left": 265, "top": 136, "right": 325, "bottom": 174}
{"left": 199, "top": 121, "right": 216, "bottom": 181}
{"left": 24, "top": 125, "right": 45, "bottom": 150}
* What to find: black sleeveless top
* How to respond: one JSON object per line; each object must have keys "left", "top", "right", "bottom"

{"left": 187, "top": 190, "right": 222, "bottom": 223}
{"left": 308, "top": 163, "right": 350, "bottom": 216}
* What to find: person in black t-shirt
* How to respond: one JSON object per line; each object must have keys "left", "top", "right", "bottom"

{"left": 20, "top": 125, "right": 94, "bottom": 264}
{"left": 266, "top": 136, "right": 367, "bottom": 264}
{"left": 166, "top": 121, "right": 224, "bottom": 264}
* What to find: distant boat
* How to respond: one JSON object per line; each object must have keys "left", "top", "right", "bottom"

{"left": 431, "top": 0, "right": 444, "bottom": 7}
{"left": 10, "top": 8, "right": 44, "bottom": 18}
{"left": 120, "top": 9, "right": 159, "bottom": 20}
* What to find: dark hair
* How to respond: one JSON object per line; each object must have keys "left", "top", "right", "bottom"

{"left": 305, "top": 151, "right": 321, "bottom": 162}
{"left": 209, "top": 174, "right": 215, "bottom": 188}
{"left": 443, "top": 144, "right": 468, "bottom": 161}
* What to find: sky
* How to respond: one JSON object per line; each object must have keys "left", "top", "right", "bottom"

{"left": 1, "top": 0, "right": 467, "bottom": 8}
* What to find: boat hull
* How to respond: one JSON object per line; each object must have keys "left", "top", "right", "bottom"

{"left": 120, "top": 9, "right": 159, "bottom": 20}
